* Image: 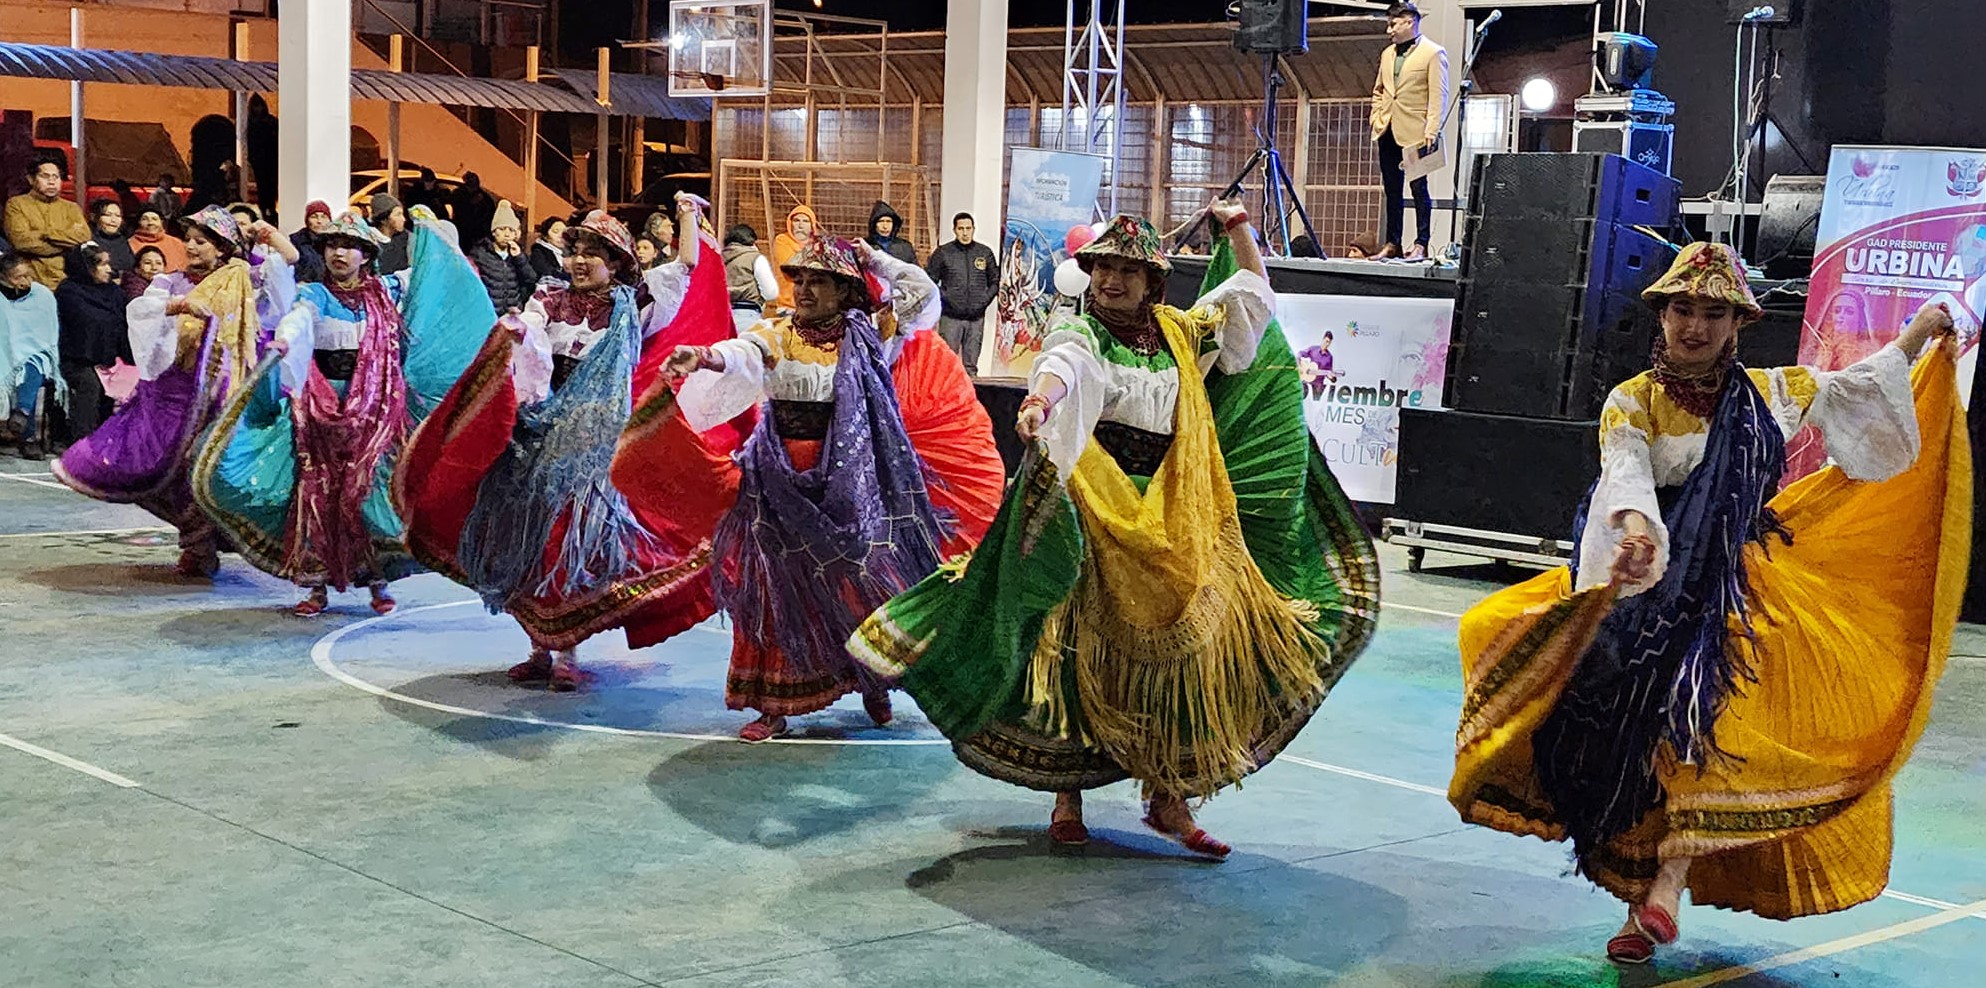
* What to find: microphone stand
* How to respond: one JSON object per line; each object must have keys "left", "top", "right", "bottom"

{"left": 1445, "top": 17, "right": 1496, "bottom": 252}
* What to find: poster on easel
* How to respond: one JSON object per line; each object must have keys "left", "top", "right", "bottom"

{"left": 994, "top": 147, "right": 1107, "bottom": 377}
{"left": 1790, "top": 144, "right": 1986, "bottom": 480}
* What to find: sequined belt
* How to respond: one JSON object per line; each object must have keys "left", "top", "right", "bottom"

{"left": 1094, "top": 419, "right": 1172, "bottom": 477}
{"left": 313, "top": 348, "right": 358, "bottom": 381}
{"left": 772, "top": 399, "right": 835, "bottom": 441}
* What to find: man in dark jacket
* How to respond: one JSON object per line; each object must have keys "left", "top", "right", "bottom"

{"left": 924, "top": 212, "right": 999, "bottom": 374}
{"left": 468, "top": 200, "right": 537, "bottom": 313}
{"left": 450, "top": 172, "right": 498, "bottom": 252}
{"left": 369, "top": 193, "right": 411, "bottom": 275}
{"left": 288, "top": 200, "right": 332, "bottom": 284}
{"left": 865, "top": 200, "right": 918, "bottom": 265}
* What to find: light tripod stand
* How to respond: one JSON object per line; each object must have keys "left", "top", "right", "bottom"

{"left": 1219, "top": 53, "right": 1319, "bottom": 257}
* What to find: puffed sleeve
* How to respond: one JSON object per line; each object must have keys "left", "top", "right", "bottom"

{"left": 251, "top": 251, "right": 297, "bottom": 336}
{"left": 273, "top": 295, "right": 319, "bottom": 394}
{"left": 676, "top": 321, "right": 781, "bottom": 432}
{"left": 126, "top": 276, "right": 178, "bottom": 381}
{"left": 866, "top": 249, "right": 941, "bottom": 334}
{"left": 640, "top": 260, "right": 691, "bottom": 337}
{"left": 1029, "top": 314, "right": 1110, "bottom": 479}
{"left": 1186, "top": 268, "right": 1276, "bottom": 376}
{"left": 1797, "top": 342, "right": 1920, "bottom": 481}
{"left": 509, "top": 292, "right": 554, "bottom": 404}
{"left": 1573, "top": 382, "right": 1669, "bottom": 595}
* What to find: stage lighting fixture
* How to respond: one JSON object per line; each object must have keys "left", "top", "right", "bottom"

{"left": 1521, "top": 78, "right": 1557, "bottom": 113}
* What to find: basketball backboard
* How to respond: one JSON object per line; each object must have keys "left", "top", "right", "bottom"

{"left": 667, "top": 0, "right": 773, "bottom": 98}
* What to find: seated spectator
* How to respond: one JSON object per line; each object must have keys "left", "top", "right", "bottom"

{"left": 55, "top": 243, "right": 128, "bottom": 441}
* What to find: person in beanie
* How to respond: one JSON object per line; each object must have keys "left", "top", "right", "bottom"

{"left": 289, "top": 200, "right": 334, "bottom": 284}
{"left": 468, "top": 200, "right": 537, "bottom": 313}
{"left": 369, "top": 193, "right": 411, "bottom": 275}
{"left": 925, "top": 212, "right": 999, "bottom": 373}
{"left": 721, "top": 224, "right": 779, "bottom": 332}
{"left": 194, "top": 208, "right": 491, "bottom": 617}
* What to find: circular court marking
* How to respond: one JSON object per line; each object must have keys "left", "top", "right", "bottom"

{"left": 311, "top": 598, "right": 951, "bottom": 746}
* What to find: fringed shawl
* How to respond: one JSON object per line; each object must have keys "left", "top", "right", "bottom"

{"left": 456, "top": 284, "right": 657, "bottom": 611}
{"left": 284, "top": 276, "right": 410, "bottom": 590}
{"left": 711, "top": 308, "right": 948, "bottom": 673}
{"left": 1535, "top": 366, "right": 1789, "bottom": 871}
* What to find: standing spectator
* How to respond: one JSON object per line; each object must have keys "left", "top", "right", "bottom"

{"left": 530, "top": 215, "right": 569, "bottom": 283}
{"left": 369, "top": 193, "right": 412, "bottom": 274}
{"left": 245, "top": 94, "right": 280, "bottom": 217}
{"left": 769, "top": 204, "right": 816, "bottom": 312}
{"left": 865, "top": 200, "right": 918, "bottom": 264}
{"left": 449, "top": 172, "right": 498, "bottom": 250}
{"left": 55, "top": 243, "right": 127, "bottom": 440}
{"left": 403, "top": 167, "right": 449, "bottom": 218}
{"left": 4, "top": 156, "right": 93, "bottom": 289}
{"left": 88, "top": 199, "right": 135, "bottom": 275}
{"left": 148, "top": 174, "right": 183, "bottom": 222}
{"left": 0, "top": 252, "right": 62, "bottom": 459}
{"left": 228, "top": 203, "right": 262, "bottom": 230}
{"left": 644, "top": 211, "right": 678, "bottom": 263}
{"left": 634, "top": 235, "right": 664, "bottom": 270}
{"left": 288, "top": 200, "right": 333, "bottom": 284}
{"left": 127, "top": 208, "right": 186, "bottom": 272}
{"left": 124, "top": 245, "right": 166, "bottom": 300}
{"left": 924, "top": 212, "right": 1000, "bottom": 374}
{"left": 468, "top": 200, "right": 536, "bottom": 312}
{"left": 112, "top": 179, "right": 143, "bottom": 220}
{"left": 721, "top": 223, "right": 779, "bottom": 332}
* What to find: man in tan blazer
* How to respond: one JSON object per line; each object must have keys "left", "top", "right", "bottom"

{"left": 1370, "top": 2, "right": 1450, "bottom": 260}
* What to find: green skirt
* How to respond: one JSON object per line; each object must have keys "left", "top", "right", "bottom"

{"left": 853, "top": 322, "right": 1380, "bottom": 796}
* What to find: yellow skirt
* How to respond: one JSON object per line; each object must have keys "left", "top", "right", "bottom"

{"left": 1449, "top": 348, "right": 1971, "bottom": 920}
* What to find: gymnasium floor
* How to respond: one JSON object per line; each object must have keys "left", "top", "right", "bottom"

{"left": 2, "top": 457, "right": 1982, "bottom": 988}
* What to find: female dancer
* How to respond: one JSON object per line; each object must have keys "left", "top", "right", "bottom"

{"left": 193, "top": 209, "right": 490, "bottom": 616}
{"left": 659, "top": 233, "right": 1004, "bottom": 742}
{"left": 53, "top": 206, "right": 295, "bottom": 576}
{"left": 1447, "top": 242, "right": 1968, "bottom": 963}
{"left": 395, "top": 198, "right": 738, "bottom": 691}
{"left": 849, "top": 207, "right": 1379, "bottom": 855}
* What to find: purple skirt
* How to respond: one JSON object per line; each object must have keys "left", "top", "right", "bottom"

{"left": 53, "top": 366, "right": 213, "bottom": 523}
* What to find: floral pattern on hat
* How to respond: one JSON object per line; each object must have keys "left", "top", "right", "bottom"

{"left": 1075, "top": 214, "right": 1171, "bottom": 276}
{"left": 1642, "top": 241, "right": 1761, "bottom": 318}
{"left": 179, "top": 204, "right": 250, "bottom": 255}
{"left": 563, "top": 209, "right": 637, "bottom": 266}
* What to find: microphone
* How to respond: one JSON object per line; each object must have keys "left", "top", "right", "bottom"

{"left": 1743, "top": 5, "right": 1776, "bottom": 20}
{"left": 1475, "top": 9, "right": 1502, "bottom": 37}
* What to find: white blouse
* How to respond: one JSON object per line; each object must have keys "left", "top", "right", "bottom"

{"left": 1578, "top": 342, "right": 1921, "bottom": 595}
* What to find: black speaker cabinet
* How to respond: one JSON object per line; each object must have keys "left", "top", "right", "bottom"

{"left": 1234, "top": 0, "right": 1308, "bottom": 55}
{"left": 1395, "top": 407, "right": 1600, "bottom": 541}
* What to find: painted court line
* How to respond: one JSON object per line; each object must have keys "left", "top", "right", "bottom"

{"left": 0, "top": 473, "right": 70, "bottom": 491}
{"left": 310, "top": 600, "right": 949, "bottom": 747}
{"left": 0, "top": 526, "right": 171, "bottom": 539}
{"left": 0, "top": 730, "right": 141, "bottom": 788}
{"left": 1380, "top": 601, "right": 1465, "bottom": 620}
{"left": 1663, "top": 898, "right": 1986, "bottom": 986}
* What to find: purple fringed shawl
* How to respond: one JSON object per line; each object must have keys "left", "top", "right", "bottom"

{"left": 711, "top": 309, "right": 949, "bottom": 674}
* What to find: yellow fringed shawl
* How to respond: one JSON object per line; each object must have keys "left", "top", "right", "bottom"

{"left": 1027, "top": 304, "right": 1328, "bottom": 796}
{"left": 174, "top": 258, "right": 260, "bottom": 404}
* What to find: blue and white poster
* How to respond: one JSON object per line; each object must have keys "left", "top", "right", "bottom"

{"left": 995, "top": 147, "right": 1107, "bottom": 373}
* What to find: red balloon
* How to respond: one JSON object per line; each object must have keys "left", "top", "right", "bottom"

{"left": 1064, "top": 224, "right": 1098, "bottom": 254}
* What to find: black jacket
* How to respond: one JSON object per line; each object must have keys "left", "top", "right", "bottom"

{"left": 469, "top": 241, "right": 538, "bottom": 313}
{"left": 865, "top": 201, "right": 918, "bottom": 265}
{"left": 925, "top": 240, "right": 999, "bottom": 319}
{"left": 92, "top": 230, "right": 135, "bottom": 276}
{"left": 288, "top": 228, "right": 328, "bottom": 284}
{"left": 530, "top": 241, "right": 569, "bottom": 283}
{"left": 378, "top": 230, "right": 412, "bottom": 275}
{"left": 55, "top": 276, "right": 130, "bottom": 367}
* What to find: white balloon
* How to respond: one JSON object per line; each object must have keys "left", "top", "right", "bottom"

{"left": 1053, "top": 258, "right": 1091, "bottom": 297}
{"left": 1090, "top": 221, "right": 1107, "bottom": 235}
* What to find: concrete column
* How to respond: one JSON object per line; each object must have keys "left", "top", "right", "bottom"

{"left": 939, "top": 0, "right": 1008, "bottom": 249}
{"left": 278, "top": 0, "right": 352, "bottom": 219}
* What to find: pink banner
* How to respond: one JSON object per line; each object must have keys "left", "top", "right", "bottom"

{"left": 1788, "top": 146, "right": 1986, "bottom": 480}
